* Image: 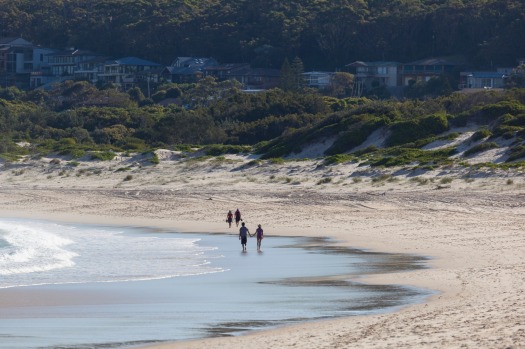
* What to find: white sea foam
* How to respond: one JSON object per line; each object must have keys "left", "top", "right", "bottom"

{"left": 0, "top": 219, "right": 224, "bottom": 288}
{"left": 0, "top": 221, "right": 77, "bottom": 276}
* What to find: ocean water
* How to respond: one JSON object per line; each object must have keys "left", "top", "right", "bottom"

{"left": 0, "top": 219, "right": 222, "bottom": 289}
{"left": 0, "top": 218, "right": 430, "bottom": 349}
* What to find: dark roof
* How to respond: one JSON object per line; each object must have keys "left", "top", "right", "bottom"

{"left": 204, "top": 63, "right": 250, "bottom": 72}
{"left": 469, "top": 72, "right": 507, "bottom": 78}
{"left": 0, "top": 37, "right": 33, "bottom": 46}
{"left": 170, "top": 57, "right": 218, "bottom": 68}
{"left": 246, "top": 68, "right": 281, "bottom": 77}
{"left": 47, "top": 49, "right": 101, "bottom": 57}
{"left": 165, "top": 66, "right": 204, "bottom": 75}
{"left": 109, "top": 56, "right": 161, "bottom": 67}
{"left": 405, "top": 56, "right": 465, "bottom": 66}
{"left": 346, "top": 61, "right": 400, "bottom": 67}
{"left": 303, "top": 71, "right": 333, "bottom": 75}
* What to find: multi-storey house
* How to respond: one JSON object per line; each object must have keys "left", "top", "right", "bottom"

{"left": 401, "top": 57, "right": 464, "bottom": 86}
{"left": 162, "top": 57, "right": 219, "bottom": 83}
{"left": 0, "top": 37, "right": 55, "bottom": 88}
{"left": 98, "top": 57, "right": 162, "bottom": 90}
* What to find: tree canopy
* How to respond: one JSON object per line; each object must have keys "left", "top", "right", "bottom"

{"left": 1, "top": 0, "right": 524, "bottom": 69}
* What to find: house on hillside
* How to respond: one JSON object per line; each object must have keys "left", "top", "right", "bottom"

{"left": 47, "top": 49, "right": 103, "bottom": 77}
{"left": 401, "top": 57, "right": 465, "bottom": 86}
{"left": 98, "top": 56, "right": 162, "bottom": 90}
{"left": 74, "top": 56, "right": 111, "bottom": 84}
{"left": 0, "top": 37, "right": 56, "bottom": 88}
{"left": 203, "top": 63, "right": 281, "bottom": 90}
{"left": 345, "top": 61, "right": 402, "bottom": 96}
{"left": 302, "top": 71, "right": 333, "bottom": 89}
{"left": 346, "top": 61, "right": 401, "bottom": 88}
{"left": 162, "top": 57, "right": 219, "bottom": 83}
{"left": 29, "top": 49, "right": 105, "bottom": 89}
{"left": 203, "top": 63, "right": 251, "bottom": 82}
{"left": 243, "top": 68, "right": 280, "bottom": 90}
{"left": 459, "top": 71, "right": 507, "bottom": 89}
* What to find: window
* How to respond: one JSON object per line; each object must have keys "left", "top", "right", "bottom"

{"left": 481, "top": 78, "right": 492, "bottom": 87}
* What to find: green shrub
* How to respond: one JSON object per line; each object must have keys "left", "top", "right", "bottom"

{"left": 59, "top": 138, "right": 77, "bottom": 146}
{"left": 388, "top": 113, "right": 449, "bottom": 146}
{"left": 203, "top": 144, "right": 252, "bottom": 156}
{"left": 471, "top": 129, "right": 492, "bottom": 142}
{"left": 69, "top": 149, "right": 85, "bottom": 159}
{"left": 463, "top": 142, "right": 498, "bottom": 157}
{"left": 353, "top": 145, "right": 379, "bottom": 156}
{"left": 504, "top": 113, "right": 525, "bottom": 127}
{"left": 316, "top": 177, "right": 332, "bottom": 185}
{"left": 410, "top": 177, "right": 429, "bottom": 185}
{"left": 269, "top": 157, "right": 285, "bottom": 165}
{"left": 324, "top": 154, "right": 354, "bottom": 165}
{"left": 369, "top": 147, "right": 456, "bottom": 167}
{"left": 449, "top": 112, "right": 470, "bottom": 127}
{"left": 440, "top": 177, "right": 453, "bottom": 184}
{"left": 245, "top": 159, "right": 261, "bottom": 167}
{"left": 150, "top": 152, "right": 160, "bottom": 164}
{"left": 478, "top": 101, "right": 525, "bottom": 122}
{"left": 443, "top": 132, "right": 460, "bottom": 140}
{"left": 89, "top": 151, "right": 116, "bottom": 161}
{"left": 491, "top": 125, "right": 521, "bottom": 139}
{"left": 372, "top": 174, "right": 392, "bottom": 182}
{"left": 172, "top": 144, "right": 196, "bottom": 152}
{"left": 507, "top": 145, "right": 525, "bottom": 162}
{"left": 325, "top": 115, "right": 387, "bottom": 155}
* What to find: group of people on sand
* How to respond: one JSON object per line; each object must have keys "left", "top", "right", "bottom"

{"left": 226, "top": 209, "right": 264, "bottom": 252}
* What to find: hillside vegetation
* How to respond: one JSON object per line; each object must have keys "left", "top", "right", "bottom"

{"left": 1, "top": 0, "right": 524, "bottom": 70}
{"left": 3, "top": 82, "right": 525, "bottom": 170}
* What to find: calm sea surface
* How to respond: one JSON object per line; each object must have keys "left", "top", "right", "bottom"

{"left": 0, "top": 218, "right": 431, "bottom": 349}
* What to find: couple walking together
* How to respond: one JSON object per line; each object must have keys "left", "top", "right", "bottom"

{"left": 239, "top": 222, "right": 264, "bottom": 252}
{"left": 226, "top": 209, "right": 264, "bottom": 252}
{"left": 226, "top": 208, "right": 242, "bottom": 228}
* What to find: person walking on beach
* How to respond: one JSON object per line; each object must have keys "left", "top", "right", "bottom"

{"left": 226, "top": 210, "right": 233, "bottom": 228}
{"left": 234, "top": 208, "right": 242, "bottom": 227}
{"left": 255, "top": 224, "right": 264, "bottom": 251}
{"left": 239, "top": 222, "right": 251, "bottom": 252}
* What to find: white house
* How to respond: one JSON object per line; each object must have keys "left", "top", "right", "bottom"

{"left": 302, "top": 71, "right": 333, "bottom": 88}
{"left": 345, "top": 61, "right": 401, "bottom": 88}
{"left": 459, "top": 71, "right": 507, "bottom": 89}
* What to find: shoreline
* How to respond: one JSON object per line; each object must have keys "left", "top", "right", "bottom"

{"left": 0, "top": 171, "right": 524, "bottom": 347}
{"left": 0, "top": 218, "right": 430, "bottom": 349}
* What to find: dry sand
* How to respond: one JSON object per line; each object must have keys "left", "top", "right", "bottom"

{"left": 0, "top": 151, "right": 524, "bottom": 348}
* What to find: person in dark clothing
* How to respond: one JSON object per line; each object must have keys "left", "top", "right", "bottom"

{"left": 234, "top": 209, "right": 242, "bottom": 227}
{"left": 226, "top": 210, "right": 233, "bottom": 228}
{"left": 255, "top": 224, "right": 264, "bottom": 251}
{"left": 238, "top": 222, "right": 251, "bottom": 252}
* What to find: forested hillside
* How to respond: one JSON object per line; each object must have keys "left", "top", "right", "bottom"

{"left": 2, "top": 1, "right": 525, "bottom": 168}
{"left": 1, "top": 0, "right": 524, "bottom": 69}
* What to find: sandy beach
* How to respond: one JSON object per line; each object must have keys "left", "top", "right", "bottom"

{"left": 1, "top": 151, "right": 524, "bottom": 348}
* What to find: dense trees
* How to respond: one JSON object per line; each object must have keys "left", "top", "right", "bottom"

{"left": 1, "top": 0, "right": 524, "bottom": 70}
{"left": 2, "top": 1, "right": 525, "bottom": 163}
